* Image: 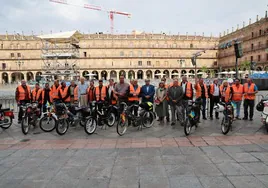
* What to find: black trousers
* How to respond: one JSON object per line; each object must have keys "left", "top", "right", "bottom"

{"left": 18, "top": 100, "right": 31, "bottom": 121}
{"left": 210, "top": 96, "right": 220, "bottom": 118}
{"left": 244, "top": 99, "right": 255, "bottom": 119}
{"left": 202, "top": 98, "right": 207, "bottom": 118}
{"left": 129, "top": 101, "right": 139, "bottom": 116}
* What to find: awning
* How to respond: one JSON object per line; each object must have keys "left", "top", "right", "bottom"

{"left": 37, "top": 30, "right": 83, "bottom": 43}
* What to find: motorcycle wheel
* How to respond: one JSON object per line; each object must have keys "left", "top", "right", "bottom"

{"left": 107, "top": 112, "right": 116, "bottom": 127}
{"left": 142, "top": 111, "right": 155, "bottom": 128}
{"left": 39, "top": 116, "right": 56, "bottom": 132}
{"left": 184, "top": 117, "right": 192, "bottom": 136}
{"left": 55, "top": 118, "right": 69, "bottom": 136}
{"left": 21, "top": 116, "right": 30, "bottom": 135}
{"left": 221, "top": 116, "right": 231, "bottom": 135}
{"left": 84, "top": 117, "right": 97, "bottom": 135}
{"left": 116, "top": 116, "right": 128, "bottom": 136}
{"left": 1, "top": 116, "right": 12, "bottom": 129}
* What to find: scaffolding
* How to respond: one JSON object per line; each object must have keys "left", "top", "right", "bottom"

{"left": 37, "top": 30, "right": 83, "bottom": 81}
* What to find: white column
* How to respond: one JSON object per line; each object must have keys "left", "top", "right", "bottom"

{"left": 107, "top": 71, "right": 110, "bottom": 80}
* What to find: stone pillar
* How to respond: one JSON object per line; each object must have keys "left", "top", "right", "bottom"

{"left": 116, "top": 70, "right": 120, "bottom": 82}
{"left": 107, "top": 71, "right": 110, "bottom": 80}
{"left": 135, "top": 71, "right": 138, "bottom": 79}
{"left": 152, "top": 70, "right": 155, "bottom": 79}
{"left": 0, "top": 73, "right": 2, "bottom": 84}
{"left": 8, "top": 72, "right": 12, "bottom": 84}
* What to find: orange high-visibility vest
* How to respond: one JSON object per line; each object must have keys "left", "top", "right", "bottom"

{"left": 17, "top": 85, "right": 31, "bottom": 101}
{"left": 32, "top": 88, "right": 42, "bottom": 102}
{"left": 209, "top": 84, "right": 215, "bottom": 95}
{"left": 73, "top": 86, "right": 78, "bottom": 101}
{"left": 232, "top": 84, "right": 244, "bottom": 101}
{"left": 244, "top": 83, "right": 256, "bottom": 100}
{"left": 220, "top": 85, "right": 231, "bottom": 102}
{"left": 184, "top": 82, "right": 193, "bottom": 99}
{"left": 129, "top": 84, "right": 141, "bottom": 101}
{"left": 51, "top": 85, "right": 61, "bottom": 100}
{"left": 59, "top": 86, "right": 70, "bottom": 102}
{"left": 95, "top": 86, "right": 107, "bottom": 101}
{"left": 195, "top": 84, "right": 208, "bottom": 98}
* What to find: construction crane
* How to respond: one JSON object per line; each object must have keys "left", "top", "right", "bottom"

{"left": 49, "top": 0, "right": 131, "bottom": 34}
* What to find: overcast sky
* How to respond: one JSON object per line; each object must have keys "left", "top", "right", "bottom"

{"left": 0, "top": 0, "right": 267, "bottom": 36}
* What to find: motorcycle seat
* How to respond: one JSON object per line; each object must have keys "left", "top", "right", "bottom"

{"left": 74, "top": 107, "right": 84, "bottom": 111}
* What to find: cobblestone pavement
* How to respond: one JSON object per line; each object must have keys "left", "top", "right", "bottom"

{"left": 1, "top": 105, "right": 268, "bottom": 187}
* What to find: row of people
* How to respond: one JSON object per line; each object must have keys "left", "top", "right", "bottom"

{"left": 15, "top": 76, "right": 258, "bottom": 125}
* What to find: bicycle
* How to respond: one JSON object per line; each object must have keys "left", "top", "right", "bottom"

{"left": 21, "top": 102, "right": 41, "bottom": 135}
{"left": 116, "top": 102, "right": 156, "bottom": 136}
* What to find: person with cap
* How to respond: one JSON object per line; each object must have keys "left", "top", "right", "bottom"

{"left": 180, "top": 76, "right": 193, "bottom": 122}
{"left": 243, "top": 78, "right": 258, "bottom": 121}
{"left": 41, "top": 83, "right": 52, "bottom": 113}
{"left": 113, "top": 75, "right": 130, "bottom": 105}
{"left": 128, "top": 79, "right": 141, "bottom": 116}
{"left": 208, "top": 79, "right": 220, "bottom": 120}
{"left": 232, "top": 78, "right": 244, "bottom": 120}
{"left": 155, "top": 81, "right": 168, "bottom": 123}
{"left": 15, "top": 80, "right": 31, "bottom": 123}
{"left": 167, "top": 78, "right": 184, "bottom": 126}
{"left": 106, "top": 79, "right": 116, "bottom": 105}
{"left": 78, "top": 77, "right": 89, "bottom": 107}
{"left": 140, "top": 79, "right": 155, "bottom": 103}
{"left": 195, "top": 78, "right": 208, "bottom": 120}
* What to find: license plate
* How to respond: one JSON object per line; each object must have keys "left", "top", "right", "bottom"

{"left": 189, "top": 111, "right": 195, "bottom": 118}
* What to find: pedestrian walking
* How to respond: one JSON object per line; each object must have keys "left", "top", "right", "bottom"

{"left": 243, "top": 78, "right": 258, "bottom": 121}
{"left": 155, "top": 81, "right": 168, "bottom": 123}
{"left": 167, "top": 78, "right": 184, "bottom": 126}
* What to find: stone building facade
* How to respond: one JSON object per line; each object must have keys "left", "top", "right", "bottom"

{"left": 218, "top": 12, "right": 268, "bottom": 72}
{"left": 0, "top": 33, "right": 218, "bottom": 83}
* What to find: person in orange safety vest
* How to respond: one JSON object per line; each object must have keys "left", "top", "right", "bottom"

{"left": 128, "top": 79, "right": 141, "bottom": 116}
{"left": 243, "top": 78, "right": 258, "bottom": 121}
{"left": 180, "top": 76, "right": 193, "bottom": 122}
{"left": 195, "top": 78, "right": 208, "bottom": 120}
{"left": 232, "top": 78, "right": 244, "bottom": 120}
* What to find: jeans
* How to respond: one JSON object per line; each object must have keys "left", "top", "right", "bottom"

{"left": 209, "top": 96, "right": 220, "bottom": 118}
{"left": 232, "top": 101, "right": 242, "bottom": 118}
{"left": 243, "top": 99, "right": 255, "bottom": 119}
{"left": 202, "top": 98, "right": 207, "bottom": 118}
{"left": 170, "top": 105, "right": 183, "bottom": 123}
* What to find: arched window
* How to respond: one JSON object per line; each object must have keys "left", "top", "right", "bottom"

{"left": 190, "top": 44, "right": 194, "bottom": 48}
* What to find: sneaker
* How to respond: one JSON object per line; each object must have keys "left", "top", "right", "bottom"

{"left": 210, "top": 117, "right": 213, "bottom": 120}
{"left": 166, "top": 117, "right": 170, "bottom": 122}
{"left": 249, "top": 118, "right": 253, "bottom": 121}
{"left": 242, "top": 117, "right": 248, "bottom": 120}
{"left": 236, "top": 117, "right": 241, "bottom": 120}
{"left": 216, "top": 117, "right": 220, "bottom": 119}
{"left": 18, "top": 120, "right": 21, "bottom": 124}
{"left": 203, "top": 117, "right": 207, "bottom": 120}
{"left": 171, "top": 122, "right": 175, "bottom": 126}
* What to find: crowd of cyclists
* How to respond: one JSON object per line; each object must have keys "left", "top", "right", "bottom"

{"left": 15, "top": 75, "right": 258, "bottom": 127}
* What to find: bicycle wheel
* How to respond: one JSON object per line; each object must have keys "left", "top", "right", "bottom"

{"left": 184, "top": 117, "right": 192, "bottom": 136}
{"left": 56, "top": 118, "right": 69, "bottom": 136}
{"left": 142, "top": 111, "right": 155, "bottom": 128}
{"left": 39, "top": 116, "right": 56, "bottom": 132}
{"left": 221, "top": 116, "right": 231, "bottom": 135}
{"left": 116, "top": 115, "right": 128, "bottom": 136}
{"left": 107, "top": 112, "right": 116, "bottom": 127}
{"left": 84, "top": 117, "right": 97, "bottom": 135}
{"left": 21, "top": 116, "right": 29, "bottom": 135}
{"left": 1, "top": 116, "right": 12, "bottom": 129}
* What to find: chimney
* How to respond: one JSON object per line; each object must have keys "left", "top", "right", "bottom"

{"left": 249, "top": 18, "right": 251, "bottom": 24}
{"left": 194, "top": 32, "right": 196, "bottom": 39}
{"left": 202, "top": 32, "right": 204, "bottom": 37}
{"left": 186, "top": 32, "right": 188, "bottom": 39}
{"left": 178, "top": 32, "right": 180, "bottom": 39}
{"left": 41, "top": 30, "right": 43, "bottom": 35}
{"left": 266, "top": 11, "right": 267, "bottom": 18}
{"left": 21, "top": 31, "right": 24, "bottom": 40}
{"left": 232, "top": 27, "right": 234, "bottom": 32}
{"left": 243, "top": 21, "right": 245, "bottom": 27}
{"left": 31, "top": 31, "right": 34, "bottom": 39}
{"left": 219, "top": 32, "right": 221, "bottom": 37}
{"left": 237, "top": 24, "right": 239, "bottom": 30}
{"left": 5, "top": 31, "right": 8, "bottom": 40}
{"left": 13, "top": 31, "right": 16, "bottom": 40}
{"left": 227, "top": 29, "right": 229, "bottom": 34}
{"left": 224, "top": 31, "right": 226, "bottom": 36}
{"left": 256, "top": 15, "right": 259, "bottom": 22}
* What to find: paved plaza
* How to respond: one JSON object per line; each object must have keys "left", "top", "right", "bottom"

{"left": 1, "top": 111, "right": 268, "bottom": 187}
